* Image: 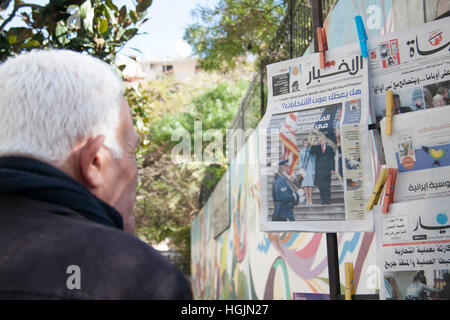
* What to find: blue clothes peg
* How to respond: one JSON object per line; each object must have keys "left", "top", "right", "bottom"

{"left": 355, "top": 15, "right": 368, "bottom": 57}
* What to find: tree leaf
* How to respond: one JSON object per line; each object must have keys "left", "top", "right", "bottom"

{"left": 136, "top": 0, "right": 152, "bottom": 13}
{"left": 118, "top": 5, "right": 127, "bottom": 23}
{"left": 105, "top": 0, "right": 118, "bottom": 11}
{"left": 137, "top": 17, "right": 149, "bottom": 27}
{"left": 129, "top": 10, "right": 138, "bottom": 24}
{"left": 116, "top": 27, "right": 125, "bottom": 40}
{"left": 0, "top": 0, "right": 11, "bottom": 11}
{"left": 102, "top": 3, "right": 116, "bottom": 26}
{"left": 7, "top": 35, "right": 16, "bottom": 45}
{"left": 122, "top": 28, "right": 138, "bottom": 41}
{"left": 21, "top": 39, "right": 40, "bottom": 49}
{"left": 99, "top": 17, "right": 108, "bottom": 34}
{"left": 80, "top": 0, "right": 94, "bottom": 33}
{"left": 0, "top": 0, "right": 148, "bottom": 65}
{"left": 55, "top": 23, "right": 67, "bottom": 38}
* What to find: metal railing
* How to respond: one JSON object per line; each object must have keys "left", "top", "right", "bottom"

{"left": 228, "top": 73, "right": 261, "bottom": 132}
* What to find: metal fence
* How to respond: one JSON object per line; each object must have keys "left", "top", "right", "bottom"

{"left": 229, "top": 0, "right": 336, "bottom": 134}
{"left": 228, "top": 73, "right": 262, "bottom": 132}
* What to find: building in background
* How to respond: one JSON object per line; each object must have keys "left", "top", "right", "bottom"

{"left": 117, "top": 55, "right": 199, "bottom": 83}
{"left": 139, "top": 57, "right": 199, "bottom": 81}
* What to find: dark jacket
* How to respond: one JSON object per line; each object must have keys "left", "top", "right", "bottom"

{"left": 310, "top": 144, "right": 335, "bottom": 175}
{"left": 272, "top": 173, "right": 298, "bottom": 221}
{"left": 0, "top": 157, "right": 192, "bottom": 300}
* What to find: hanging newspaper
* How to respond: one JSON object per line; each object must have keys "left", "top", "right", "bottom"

{"left": 258, "top": 42, "right": 374, "bottom": 232}
{"left": 370, "top": 17, "right": 450, "bottom": 300}
{"left": 375, "top": 17, "right": 450, "bottom": 202}
{"left": 381, "top": 107, "right": 450, "bottom": 202}
{"left": 376, "top": 199, "right": 450, "bottom": 300}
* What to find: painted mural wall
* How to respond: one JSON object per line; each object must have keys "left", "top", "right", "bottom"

{"left": 191, "top": 0, "right": 394, "bottom": 300}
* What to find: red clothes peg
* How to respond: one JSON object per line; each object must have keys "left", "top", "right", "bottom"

{"left": 382, "top": 168, "right": 397, "bottom": 214}
{"left": 317, "top": 27, "right": 328, "bottom": 69}
{"left": 317, "top": 27, "right": 335, "bottom": 68}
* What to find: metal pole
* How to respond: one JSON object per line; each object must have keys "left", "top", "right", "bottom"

{"left": 289, "top": 0, "right": 293, "bottom": 59}
{"left": 326, "top": 232, "right": 341, "bottom": 300}
{"left": 260, "top": 58, "right": 265, "bottom": 117}
{"left": 311, "top": 0, "right": 323, "bottom": 52}
{"left": 310, "top": 0, "right": 342, "bottom": 301}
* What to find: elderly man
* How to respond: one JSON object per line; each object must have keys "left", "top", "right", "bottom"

{"left": 0, "top": 50, "right": 192, "bottom": 299}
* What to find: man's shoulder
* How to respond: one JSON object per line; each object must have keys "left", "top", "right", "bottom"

{"left": 327, "top": 145, "right": 334, "bottom": 153}
{"left": 55, "top": 212, "right": 191, "bottom": 299}
{"left": 0, "top": 196, "right": 192, "bottom": 299}
{"left": 73, "top": 224, "right": 192, "bottom": 299}
{"left": 310, "top": 144, "right": 321, "bottom": 152}
{"left": 274, "top": 174, "right": 287, "bottom": 185}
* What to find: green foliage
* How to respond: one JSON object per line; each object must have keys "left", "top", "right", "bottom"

{"left": 0, "top": 0, "right": 152, "bottom": 64}
{"left": 128, "top": 75, "right": 249, "bottom": 256}
{"left": 198, "top": 163, "right": 227, "bottom": 208}
{"left": 148, "top": 80, "right": 249, "bottom": 152}
{"left": 184, "top": 0, "right": 286, "bottom": 71}
{"left": 125, "top": 74, "right": 249, "bottom": 163}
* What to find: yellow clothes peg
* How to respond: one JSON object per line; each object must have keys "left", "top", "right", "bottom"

{"left": 385, "top": 90, "right": 394, "bottom": 135}
{"left": 345, "top": 262, "right": 355, "bottom": 300}
{"left": 365, "top": 168, "right": 388, "bottom": 210}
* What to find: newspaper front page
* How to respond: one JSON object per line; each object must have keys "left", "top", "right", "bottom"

{"left": 258, "top": 43, "right": 374, "bottom": 232}
{"left": 376, "top": 199, "right": 450, "bottom": 300}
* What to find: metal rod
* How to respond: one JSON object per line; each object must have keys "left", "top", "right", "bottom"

{"left": 326, "top": 232, "right": 341, "bottom": 300}
{"left": 289, "top": 0, "right": 293, "bottom": 59}
{"left": 260, "top": 59, "right": 265, "bottom": 117}
{"left": 311, "top": 0, "right": 323, "bottom": 53}
{"left": 311, "top": 0, "right": 341, "bottom": 301}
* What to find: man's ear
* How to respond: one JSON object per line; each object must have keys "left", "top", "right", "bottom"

{"left": 78, "top": 135, "right": 106, "bottom": 189}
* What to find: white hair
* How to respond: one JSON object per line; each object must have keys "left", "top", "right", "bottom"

{"left": 0, "top": 49, "right": 124, "bottom": 165}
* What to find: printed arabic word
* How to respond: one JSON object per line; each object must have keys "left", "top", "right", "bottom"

{"left": 384, "top": 257, "right": 448, "bottom": 270}
{"left": 419, "top": 123, "right": 450, "bottom": 134}
{"left": 406, "top": 33, "right": 450, "bottom": 58}
{"left": 408, "top": 180, "right": 450, "bottom": 193}
{"left": 413, "top": 216, "right": 450, "bottom": 234}
{"left": 394, "top": 247, "right": 415, "bottom": 256}
{"left": 306, "top": 56, "right": 363, "bottom": 86}
{"left": 373, "top": 69, "right": 450, "bottom": 94}
{"left": 281, "top": 89, "right": 361, "bottom": 110}
{"left": 280, "top": 122, "right": 329, "bottom": 133}
{"left": 296, "top": 114, "right": 330, "bottom": 124}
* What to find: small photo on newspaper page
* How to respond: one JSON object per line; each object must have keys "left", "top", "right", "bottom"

{"left": 381, "top": 101, "right": 450, "bottom": 202}
{"left": 258, "top": 43, "right": 374, "bottom": 233}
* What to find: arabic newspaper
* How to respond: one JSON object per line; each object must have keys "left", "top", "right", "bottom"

{"left": 258, "top": 42, "right": 374, "bottom": 232}
{"left": 373, "top": 17, "right": 450, "bottom": 201}
{"left": 376, "top": 199, "right": 450, "bottom": 300}
{"left": 370, "top": 17, "right": 450, "bottom": 300}
{"left": 369, "top": 17, "right": 450, "bottom": 124}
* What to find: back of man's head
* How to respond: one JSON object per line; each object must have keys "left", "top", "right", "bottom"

{"left": 0, "top": 50, "right": 124, "bottom": 165}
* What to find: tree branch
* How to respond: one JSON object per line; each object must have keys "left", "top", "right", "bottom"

{"left": 0, "top": 2, "right": 44, "bottom": 32}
